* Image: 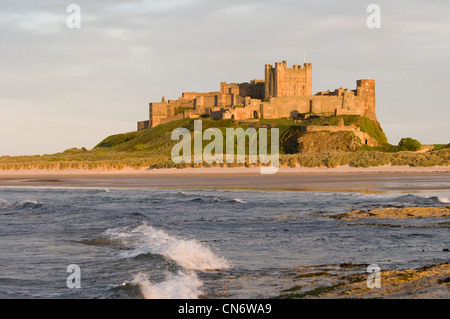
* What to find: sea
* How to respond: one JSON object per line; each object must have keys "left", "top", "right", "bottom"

{"left": 0, "top": 186, "right": 449, "bottom": 299}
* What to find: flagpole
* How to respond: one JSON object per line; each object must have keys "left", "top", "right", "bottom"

{"left": 303, "top": 51, "right": 306, "bottom": 64}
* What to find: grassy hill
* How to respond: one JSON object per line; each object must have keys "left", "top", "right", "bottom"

{"left": 0, "top": 116, "right": 449, "bottom": 170}
{"left": 94, "top": 115, "right": 388, "bottom": 154}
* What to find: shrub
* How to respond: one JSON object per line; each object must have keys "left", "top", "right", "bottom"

{"left": 288, "top": 157, "right": 297, "bottom": 168}
{"left": 390, "top": 138, "right": 422, "bottom": 152}
{"left": 399, "top": 137, "right": 421, "bottom": 151}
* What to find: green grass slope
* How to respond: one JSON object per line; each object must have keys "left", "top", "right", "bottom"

{"left": 0, "top": 116, "right": 448, "bottom": 170}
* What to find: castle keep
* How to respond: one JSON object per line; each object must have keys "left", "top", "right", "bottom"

{"left": 137, "top": 60, "right": 376, "bottom": 131}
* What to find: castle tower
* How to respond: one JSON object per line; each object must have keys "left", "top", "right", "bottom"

{"left": 356, "top": 79, "right": 376, "bottom": 120}
{"left": 304, "top": 63, "right": 312, "bottom": 96}
{"left": 264, "top": 60, "right": 312, "bottom": 99}
{"left": 265, "top": 64, "right": 273, "bottom": 99}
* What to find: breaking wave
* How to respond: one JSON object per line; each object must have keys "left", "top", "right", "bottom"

{"left": 0, "top": 200, "right": 45, "bottom": 210}
{"left": 131, "top": 271, "right": 203, "bottom": 299}
{"left": 436, "top": 196, "right": 450, "bottom": 204}
{"left": 18, "top": 200, "right": 45, "bottom": 208}
{"left": 394, "top": 194, "right": 450, "bottom": 205}
{"left": 105, "top": 223, "right": 231, "bottom": 271}
{"left": 230, "top": 198, "right": 247, "bottom": 204}
{"left": 105, "top": 223, "right": 230, "bottom": 299}
{"left": 186, "top": 196, "right": 247, "bottom": 204}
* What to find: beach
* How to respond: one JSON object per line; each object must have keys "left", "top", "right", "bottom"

{"left": 1, "top": 165, "right": 450, "bottom": 193}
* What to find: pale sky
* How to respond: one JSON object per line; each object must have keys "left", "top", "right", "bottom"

{"left": 1, "top": 0, "right": 449, "bottom": 156}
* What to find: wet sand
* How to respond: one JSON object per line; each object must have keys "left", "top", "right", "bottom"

{"left": 0, "top": 167, "right": 450, "bottom": 193}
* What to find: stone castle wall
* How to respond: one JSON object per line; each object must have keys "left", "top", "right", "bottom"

{"left": 138, "top": 59, "right": 377, "bottom": 130}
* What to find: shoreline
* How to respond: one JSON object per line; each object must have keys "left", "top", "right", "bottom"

{"left": 0, "top": 165, "right": 449, "bottom": 193}
{"left": 1, "top": 164, "right": 450, "bottom": 176}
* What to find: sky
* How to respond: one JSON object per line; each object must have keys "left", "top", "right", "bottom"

{"left": 0, "top": 0, "right": 449, "bottom": 156}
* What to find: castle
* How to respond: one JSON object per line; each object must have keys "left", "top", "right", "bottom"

{"left": 137, "top": 59, "right": 376, "bottom": 131}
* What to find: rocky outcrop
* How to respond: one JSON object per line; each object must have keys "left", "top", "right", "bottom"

{"left": 296, "top": 131, "right": 361, "bottom": 153}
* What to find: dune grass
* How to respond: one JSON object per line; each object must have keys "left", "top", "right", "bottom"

{"left": 0, "top": 117, "right": 448, "bottom": 170}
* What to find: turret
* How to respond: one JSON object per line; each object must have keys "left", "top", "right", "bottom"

{"left": 356, "top": 80, "right": 376, "bottom": 120}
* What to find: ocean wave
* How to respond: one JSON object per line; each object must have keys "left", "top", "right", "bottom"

{"left": 0, "top": 199, "right": 46, "bottom": 214}
{"left": 436, "top": 197, "right": 450, "bottom": 204}
{"left": 230, "top": 198, "right": 247, "bottom": 204}
{"left": 394, "top": 194, "right": 450, "bottom": 205}
{"left": 18, "top": 200, "right": 45, "bottom": 209}
{"left": 186, "top": 196, "right": 247, "bottom": 204}
{"left": 189, "top": 197, "right": 221, "bottom": 203}
{"left": 393, "top": 194, "right": 420, "bottom": 203}
{"left": 0, "top": 200, "right": 45, "bottom": 209}
{"left": 131, "top": 271, "right": 203, "bottom": 299}
{"left": 80, "top": 237, "right": 123, "bottom": 247}
{"left": 105, "top": 223, "right": 231, "bottom": 271}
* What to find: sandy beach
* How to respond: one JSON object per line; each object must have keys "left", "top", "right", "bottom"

{"left": 1, "top": 164, "right": 450, "bottom": 176}
{"left": 1, "top": 165, "right": 449, "bottom": 193}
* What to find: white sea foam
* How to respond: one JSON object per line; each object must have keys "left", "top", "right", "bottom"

{"left": 20, "top": 200, "right": 40, "bottom": 205}
{"left": 131, "top": 271, "right": 203, "bottom": 299}
{"left": 105, "top": 223, "right": 231, "bottom": 271}
{"left": 410, "top": 194, "right": 450, "bottom": 204}
{"left": 231, "top": 198, "right": 247, "bottom": 203}
{"left": 18, "top": 200, "right": 44, "bottom": 208}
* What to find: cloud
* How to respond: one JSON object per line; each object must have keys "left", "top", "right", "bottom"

{"left": 106, "top": 0, "right": 198, "bottom": 14}
{"left": 0, "top": 0, "right": 449, "bottom": 155}
{"left": 0, "top": 11, "right": 64, "bottom": 34}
